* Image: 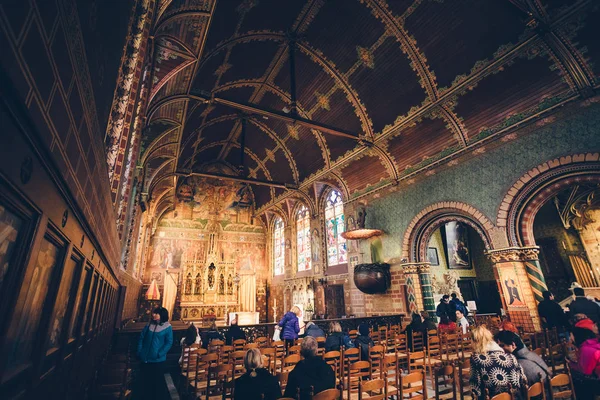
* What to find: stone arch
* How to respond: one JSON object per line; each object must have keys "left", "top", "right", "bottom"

{"left": 499, "top": 153, "right": 600, "bottom": 246}
{"left": 403, "top": 202, "right": 495, "bottom": 262}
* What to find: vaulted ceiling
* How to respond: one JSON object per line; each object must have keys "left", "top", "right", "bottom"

{"left": 141, "top": 0, "right": 600, "bottom": 222}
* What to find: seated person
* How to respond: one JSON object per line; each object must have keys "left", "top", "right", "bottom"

{"left": 234, "top": 348, "right": 280, "bottom": 400}
{"left": 498, "top": 320, "right": 519, "bottom": 334}
{"left": 421, "top": 311, "right": 437, "bottom": 331}
{"left": 324, "top": 322, "right": 353, "bottom": 352}
{"left": 226, "top": 318, "right": 246, "bottom": 345}
{"left": 304, "top": 321, "right": 325, "bottom": 338}
{"left": 575, "top": 317, "right": 599, "bottom": 335}
{"left": 404, "top": 313, "right": 427, "bottom": 351}
{"left": 202, "top": 322, "right": 223, "bottom": 349}
{"left": 179, "top": 323, "right": 201, "bottom": 364}
{"left": 495, "top": 330, "right": 549, "bottom": 385}
{"left": 455, "top": 310, "right": 469, "bottom": 335}
{"left": 284, "top": 336, "right": 335, "bottom": 400}
{"left": 569, "top": 327, "right": 600, "bottom": 377}
{"left": 354, "top": 323, "right": 375, "bottom": 361}
{"left": 438, "top": 314, "right": 457, "bottom": 334}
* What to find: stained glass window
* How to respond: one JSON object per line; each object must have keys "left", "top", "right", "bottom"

{"left": 296, "top": 205, "right": 311, "bottom": 272}
{"left": 273, "top": 217, "right": 285, "bottom": 276}
{"left": 325, "top": 190, "right": 347, "bottom": 266}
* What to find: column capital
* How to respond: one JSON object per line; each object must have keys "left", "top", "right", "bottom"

{"left": 485, "top": 246, "right": 540, "bottom": 263}
{"left": 400, "top": 262, "right": 431, "bottom": 274}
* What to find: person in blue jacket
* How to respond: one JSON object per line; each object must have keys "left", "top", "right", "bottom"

{"left": 277, "top": 305, "right": 302, "bottom": 350}
{"left": 137, "top": 307, "right": 173, "bottom": 399}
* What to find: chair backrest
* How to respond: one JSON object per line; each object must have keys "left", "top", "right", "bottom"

{"left": 261, "top": 347, "right": 276, "bottom": 373}
{"left": 312, "top": 388, "right": 341, "bottom": 400}
{"left": 400, "top": 370, "right": 426, "bottom": 400}
{"left": 458, "top": 358, "right": 471, "bottom": 400}
{"left": 349, "top": 330, "right": 358, "bottom": 340}
{"left": 324, "top": 351, "right": 342, "bottom": 378}
{"left": 244, "top": 343, "right": 259, "bottom": 350}
{"left": 358, "top": 378, "right": 386, "bottom": 400}
{"left": 220, "top": 345, "right": 234, "bottom": 363}
{"left": 527, "top": 381, "right": 545, "bottom": 400}
{"left": 233, "top": 338, "right": 246, "bottom": 350}
{"left": 288, "top": 345, "right": 301, "bottom": 355}
{"left": 412, "top": 331, "right": 425, "bottom": 351}
{"left": 488, "top": 391, "right": 513, "bottom": 400}
{"left": 394, "top": 333, "right": 408, "bottom": 354}
{"left": 348, "top": 361, "right": 371, "bottom": 397}
{"left": 283, "top": 354, "right": 301, "bottom": 371}
{"left": 433, "top": 364, "right": 456, "bottom": 400}
{"left": 549, "top": 373, "right": 574, "bottom": 399}
{"left": 343, "top": 347, "right": 361, "bottom": 370}
{"left": 255, "top": 337, "right": 269, "bottom": 348}
{"left": 408, "top": 350, "right": 426, "bottom": 371}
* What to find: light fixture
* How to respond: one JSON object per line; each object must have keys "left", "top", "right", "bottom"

{"left": 341, "top": 206, "right": 383, "bottom": 240}
{"left": 145, "top": 279, "right": 161, "bottom": 300}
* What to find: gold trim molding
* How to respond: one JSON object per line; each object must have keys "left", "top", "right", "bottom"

{"left": 486, "top": 246, "right": 540, "bottom": 263}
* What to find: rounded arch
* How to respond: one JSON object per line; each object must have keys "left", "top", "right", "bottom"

{"left": 403, "top": 202, "right": 495, "bottom": 262}
{"left": 499, "top": 153, "right": 600, "bottom": 246}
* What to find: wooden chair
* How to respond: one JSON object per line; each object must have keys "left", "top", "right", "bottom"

{"left": 288, "top": 345, "right": 302, "bottom": 356}
{"left": 208, "top": 339, "right": 225, "bottom": 354}
{"left": 193, "top": 354, "right": 217, "bottom": 399}
{"left": 244, "top": 342, "right": 259, "bottom": 350}
{"left": 282, "top": 354, "right": 301, "bottom": 372}
{"left": 349, "top": 330, "right": 358, "bottom": 340}
{"left": 342, "top": 347, "right": 361, "bottom": 378}
{"left": 254, "top": 336, "right": 269, "bottom": 348}
{"left": 277, "top": 371, "right": 290, "bottom": 393}
{"left": 527, "top": 380, "right": 546, "bottom": 400}
{"left": 548, "top": 344, "right": 568, "bottom": 375}
{"left": 407, "top": 350, "right": 426, "bottom": 372}
{"left": 411, "top": 331, "right": 425, "bottom": 352}
{"left": 398, "top": 370, "right": 427, "bottom": 400}
{"left": 230, "top": 350, "right": 246, "bottom": 378}
{"left": 272, "top": 340, "right": 286, "bottom": 372}
{"left": 549, "top": 372, "right": 576, "bottom": 399}
{"left": 460, "top": 331, "right": 474, "bottom": 359}
{"left": 381, "top": 354, "right": 399, "bottom": 397}
{"left": 220, "top": 345, "right": 234, "bottom": 364}
{"left": 392, "top": 333, "right": 408, "bottom": 369}
{"left": 533, "top": 347, "right": 545, "bottom": 358}
{"left": 457, "top": 358, "right": 472, "bottom": 400}
{"left": 347, "top": 361, "right": 371, "bottom": 400}
{"left": 324, "top": 351, "right": 342, "bottom": 385}
{"left": 204, "top": 364, "right": 233, "bottom": 400}
{"left": 441, "top": 333, "right": 460, "bottom": 361}
{"left": 486, "top": 389, "right": 514, "bottom": 400}
{"left": 313, "top": 387, "right": 342, "bottom": 400}
{"left": 358, "top": 377, "right": 387, "bottom": 400}
{"left": 368, "top": 345, "right": 385, "bottom": 377}
{"left": 261, "top": 347, "right": 277, "bottom": 374}
{"left": 232, "top": 338, "right": 246, "bottom": 351}
{"left": 433, "top": 364, "right": 457, "bottom": 400}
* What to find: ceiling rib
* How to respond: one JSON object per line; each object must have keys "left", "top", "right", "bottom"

{"left": 175, "top": 170, "right": 297, "bottom": 190}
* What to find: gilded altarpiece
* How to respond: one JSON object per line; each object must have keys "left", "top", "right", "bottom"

{"left": 142, "top": 176, "right": 267, "bottom": 322}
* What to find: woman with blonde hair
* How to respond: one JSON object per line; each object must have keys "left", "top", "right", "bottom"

{"left": 277, "top": 305, "right": 302, "bottom": 349}
{"left": 234, "top": 348, "right": 281, "bottom": 400}
{"left": 469, "top": 325, "right": 526, "bottom": 399}
{"left": 324, "top": 321, "right": 354, "bottom": 352}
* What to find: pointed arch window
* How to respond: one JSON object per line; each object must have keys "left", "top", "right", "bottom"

{"left": 273, "top": 217, "right": 285, "bottom": 276}
{"left": 296, "top": 205, "right": 311, "bottom": 272}
{"left": 325, "top": 190, "right": 347, "bottom": 266}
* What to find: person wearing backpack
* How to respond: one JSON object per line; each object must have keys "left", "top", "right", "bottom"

{"left": 354, "top": 323, "right": 374, "bottom": 361}
{"left": 450, "top": 292, "right": 468, "bottom": 316}
{"left": 324, "top": 322, "right": 353, "bottom": 352}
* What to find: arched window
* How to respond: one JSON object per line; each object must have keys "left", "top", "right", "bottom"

{"left": 325, "top": 190, "right": 347, "bottom": 266}
{"left": 296, "top": 205, "right": 311, "bottom": 272}
{"left": 273, "top": 217, "right": 285, "bottom": 276}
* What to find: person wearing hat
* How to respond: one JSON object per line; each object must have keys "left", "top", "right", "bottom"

{"left": 568, "top": 287, "right": 600, "bottom": 324}
{"left": 354, "top": 323, "right": 375, "bottom": 361}
{"left": 575, "top": 318, "right": 599, "bottom": 335}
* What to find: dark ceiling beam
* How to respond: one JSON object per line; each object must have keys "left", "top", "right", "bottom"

{"left": 175, "top": 170, "right": 298, "bottom": 190}
{"left": 190, "top": 91, "right": 370, "bottom": 143}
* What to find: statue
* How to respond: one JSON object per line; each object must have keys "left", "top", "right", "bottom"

{"left": 431, "top": 271, "right": 460, "bottom": 296}
{"left": 185, "top": 273, "right": 192, "bottom": 295}
{"left": 357, "top": 206, "right": 366, "bottom": 229}
{"left": 193, "top": 273, "right": 201, "bottom": 295}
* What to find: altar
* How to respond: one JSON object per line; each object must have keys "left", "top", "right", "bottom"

{"left": 229, "top": 311, "right": 260, "bottom": 325}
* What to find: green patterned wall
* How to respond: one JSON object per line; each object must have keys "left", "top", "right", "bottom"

{"left": 367, "top": 102, "right": 600, "bottom": 261}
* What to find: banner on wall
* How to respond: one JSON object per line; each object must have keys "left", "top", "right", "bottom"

{"left": 496, "top": 263, "right": 528, "bottom": 311}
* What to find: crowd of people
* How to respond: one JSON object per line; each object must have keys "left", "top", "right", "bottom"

{"left": 136, "top": 286, "right": 600, "bottom": 399}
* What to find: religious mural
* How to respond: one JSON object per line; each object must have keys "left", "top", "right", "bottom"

{"left": 443, "top": 221, "right": 472, "bottom": 269}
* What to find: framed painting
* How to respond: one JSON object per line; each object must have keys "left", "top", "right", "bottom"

{"left": 427, "top": 247, "right": 440, "bottom": 266}
{"left": 442, "top": 221, "right": 472, "bottom": 269}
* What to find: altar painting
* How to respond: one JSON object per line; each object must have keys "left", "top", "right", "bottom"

{"left": 496, "top": 263, "right": 528, "bottom": 310}
{"left": 443, "top": 221, "right": 471, "bottom": 269}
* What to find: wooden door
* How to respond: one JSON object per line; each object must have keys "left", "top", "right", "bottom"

{"left": 325, "top": 285, "right": 345, "bottom": 318}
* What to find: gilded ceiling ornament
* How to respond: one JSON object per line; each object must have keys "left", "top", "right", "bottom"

{"left": 265, "top": 149, "right": 276, "bottom": 163}
{"left": 287, "top": 124, "right": 299, "bottom": 140}
{"left": 315, "top": 92, "right": 330, "bottom": 111}
{"left": 356, "top": 46, "right": 375, "bottom": 69}
{"left": 214, "top": 62, "right": 232, "bottom": 76}
{"left": 486, "top": 247, "right": 539, "bottom": 263}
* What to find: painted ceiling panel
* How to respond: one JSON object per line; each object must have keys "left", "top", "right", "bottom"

{"left": 340, "top": 153, "right": 390, "bottom": 195}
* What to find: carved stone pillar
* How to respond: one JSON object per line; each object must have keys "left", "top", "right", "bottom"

{"left": 486, "top": 247, "right": 547, "bottom": 331}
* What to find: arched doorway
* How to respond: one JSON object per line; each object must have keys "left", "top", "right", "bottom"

{"left": 501, "top": 154, "right": 600, "bottom": 303}
{"left": 403, "top": 202, "right": 502, "bottom": 316}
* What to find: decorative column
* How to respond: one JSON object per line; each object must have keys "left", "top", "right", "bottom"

{"left": 400, "top": 263, "right": 421, "bottom": 314}
{"left": 486, "top": 247, "right": 546, "bottom": 331}
{"left": 417, "top": 263, "right": 436, "bottom": 316}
